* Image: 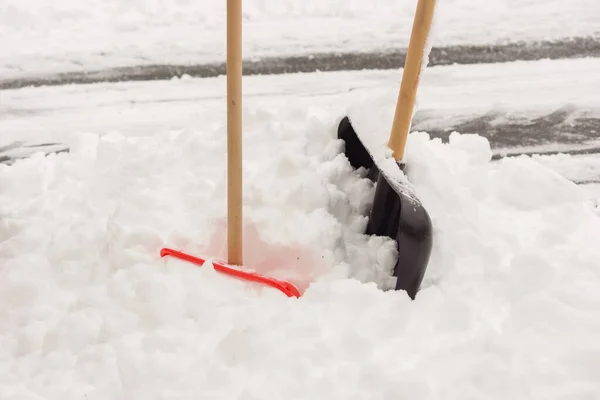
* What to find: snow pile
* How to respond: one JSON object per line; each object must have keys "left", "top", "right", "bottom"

{"left": 532, "top": 153, "right": 600, "bottom": 184}
{"left": 531, "top": 153, "right": 600, "bottom": 208}
{"left": 0, "top": 107, "right": 398, "bottom": 291}
{"left": 1, "top": 100, "right": 600, "bottom": 397}
{"left": 2, "top": 0, "right": 600, "bottom": 78}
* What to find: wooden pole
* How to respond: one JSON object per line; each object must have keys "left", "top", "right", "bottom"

{"left": 227, "top": 0, "right": 243, "bottom": 265}
{"left": 388, "top": 0, "right": 436, "bottom": 161}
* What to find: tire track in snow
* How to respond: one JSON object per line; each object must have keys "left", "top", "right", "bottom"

{"left": 2, "top": 36, "right": 600, "bottom": 90}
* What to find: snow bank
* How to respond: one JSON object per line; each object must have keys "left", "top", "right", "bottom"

{"left": 1, "top": 92, "right": 600, "bottom": 397}
{"left": 2, "top": 0, "right": 600, "bottom": 78}
{"left": 533, "top": 153, "right": 600, "bottom": 184}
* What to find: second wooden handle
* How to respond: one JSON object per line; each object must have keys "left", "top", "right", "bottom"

{"left": 388, "top": 0, "right": 436, "bottom": 161}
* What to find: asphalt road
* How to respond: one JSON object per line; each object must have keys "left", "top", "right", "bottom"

{"left": 2, "top": 36, "right": 600, "bottom": 90}
{"left": 413, "top": 108, "right": 600, "bottom": 159}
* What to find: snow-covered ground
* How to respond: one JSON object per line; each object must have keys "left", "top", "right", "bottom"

{"left": 3, "top": 57, "right": 600, "bottom": 151}
{"left": 2, "top": 0, "right": 600, "bottom": 395}
{"left": 2, "top": 50, "right": 600, "bottom": 397}
{"left": 1, "top": 0, "right": 600, "bottom": 78}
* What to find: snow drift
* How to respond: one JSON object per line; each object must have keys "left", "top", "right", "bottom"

{"left": 1, "top": 94, "right": 599, "bottom": 398}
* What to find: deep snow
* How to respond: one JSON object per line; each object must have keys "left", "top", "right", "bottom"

{"left": 1, "top": 0, "right": 600, "bottom": 78}
{"left": 2, "top": 60, "right": 600, "bottom": 397}
{"left": 2, "top": 0, "right": 600, "bottom": 390}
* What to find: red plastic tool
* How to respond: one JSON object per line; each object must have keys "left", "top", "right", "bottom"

{"left": 158, "top": 0, "right": 303, "bottom": 300}
{"left": 160, "top": 248, "right": 301, "bottom": 298}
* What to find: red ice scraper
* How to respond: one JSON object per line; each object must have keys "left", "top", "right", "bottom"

{"left": 160, "top": 0, "right": 300, "bottom": 298}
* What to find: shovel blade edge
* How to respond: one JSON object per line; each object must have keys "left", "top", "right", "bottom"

{"left": 338, "top": 116, "right": 433, "bottom": 299}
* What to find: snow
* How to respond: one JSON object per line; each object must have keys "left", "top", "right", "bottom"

{"left": 533, "top": 153, "right": 600, "bottom": 184}
{"left": 3, "top": 57, "right": 600, "bottom": 154}
{"left": 343, "top": 56, "right": 600, "bottom": 190}
{"left": 2, "top": 58, "right": 600, "bottom": 397}
{"left": 1, "top": 0, "right": 600, "bottom": 79}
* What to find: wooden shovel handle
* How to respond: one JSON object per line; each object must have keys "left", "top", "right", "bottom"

{"left": 388, "top": 0, "right": 436, "bottom": 161}
{"left": 227, "top": 0, "right": 243, "bottom": 265}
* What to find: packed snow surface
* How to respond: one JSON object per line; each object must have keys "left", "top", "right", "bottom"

{"left": 2, "top": 66, "right": 600, "bottom": 398}
{"left": 1, "top": 0, "right": 600, "bottom": 78}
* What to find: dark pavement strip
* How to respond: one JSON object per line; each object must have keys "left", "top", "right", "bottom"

{"left": 412, "top": 107, "right": 600, "bottom": 158}
{"left": 2, "top": 36, "right": 600, "bottom": 90}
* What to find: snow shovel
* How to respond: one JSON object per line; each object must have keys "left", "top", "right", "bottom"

{"left": 338, "top": 0, "right": 435, "bottom": 299}
{"left": 160, "top": 0, "right": 300, "bottom": 298}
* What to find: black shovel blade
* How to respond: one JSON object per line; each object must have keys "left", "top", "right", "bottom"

{"left": 338, "top": 116, "right": 433, "bottom": 299}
